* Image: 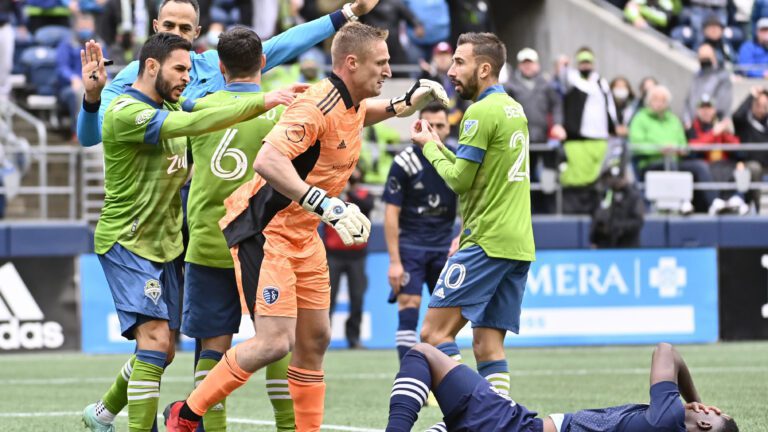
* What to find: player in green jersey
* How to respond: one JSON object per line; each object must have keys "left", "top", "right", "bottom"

{"left": 410, "top": 33, "right": 536, "bottom": 424}
{"left": 84, "top": 32, "right": 294, "bottom": 432}
{"left": 180, "top": 27, "right": 294, "bottom": 432}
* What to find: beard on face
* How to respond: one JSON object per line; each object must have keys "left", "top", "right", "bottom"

{"left": 155, "top": 68, "right": 183, "bottom": 103}
{"left": 455, "top": 67, "right": 479, "bottom": 100}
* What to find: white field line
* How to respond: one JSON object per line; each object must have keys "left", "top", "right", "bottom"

{"left": 0, "top": 411, "right": 383, "bottom": 432}
{"left": 0, "top": 365, "right": 766, "bottom": 386}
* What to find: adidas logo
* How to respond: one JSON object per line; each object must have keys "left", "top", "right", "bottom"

{"left": 414, "top": 182, "right": 424, "bottom": 190}
{"left": 434, "top": 288, "right": 445, "bottom": 299}
{"left": 337, "top": 140, "right": 347, "bottom": 150}
{"left": 0, "top": 263, "right": 64, "bottom": 350}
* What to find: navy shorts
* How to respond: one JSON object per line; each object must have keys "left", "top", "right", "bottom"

{"left": 388, "top": 246, "right": 448, "bottom": 303}
{"left": 436, "top": 365, "right": 543, "bottom": 432}
{"left": 429, "top": 245, "right": 530, "bottom": 333}
{"left": 98, "top": 243, "right": 181, "bottom": 339}
{"left": 181, "top": 262, "right": 241, "bottom": 339}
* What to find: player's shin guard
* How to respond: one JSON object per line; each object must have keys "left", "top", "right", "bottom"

{"left": 396, "top": 308, "right": 419, "bottom": 361}
{"left": 287, "top": 366, "right": 325, "bottom": 432}
{"left": 435, "top": 342, "right": 462, "bottom": 362}
{"left": 196, "top": 350, "right": 227, "bottom": 432}
{"left": 386, "top": 349, "right": 431, "bottom": 432}
{"left": 128, "top": 350, "right": 166, "bottom": 432}
{"left": 187, "top": 346, "right": 252, "bottom": 419}
{"left": 477, "top": 360, "right": 510, "bottom": 396}
{"left": 97, "top": 354, "right": 136, "bottom": 423}
{"left": 267, "top": 354, "right": 295, "bottom": 432}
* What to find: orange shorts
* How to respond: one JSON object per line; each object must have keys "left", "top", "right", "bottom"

{"left": 231, "top": 233, "right": 330, "bottom": 318}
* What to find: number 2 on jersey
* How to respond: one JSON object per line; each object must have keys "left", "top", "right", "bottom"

{"left": 507, "top": 130, "right": 529, "bottom": 183}
{"left": 211, "top": 128, "right": 248, "bottom": 181}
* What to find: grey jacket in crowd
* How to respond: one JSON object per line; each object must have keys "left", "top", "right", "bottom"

{"left": 684, "top": 68, "right": 733, "bottom": 125}
{"left": 505, "top": 71, "right": 564, "bottom": 143}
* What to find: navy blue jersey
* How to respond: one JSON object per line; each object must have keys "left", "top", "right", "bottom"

{"left": 437, "top": 365, "right": 543, "bottom": 432}
{"left": 563, "top": 381, "right": 685, "bottom": 432}
{"left": 382, "top": 145, "right": 457, "bottom": 250}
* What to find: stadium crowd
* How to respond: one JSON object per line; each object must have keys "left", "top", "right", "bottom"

{"left": 2, "top": 0, "right": 768, "bottom": 224}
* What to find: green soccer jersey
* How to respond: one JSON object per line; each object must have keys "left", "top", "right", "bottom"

{"left": 185, "top": 84, "right": 285, "bottom": 268}
{"left": 423, "top": 86, "right": 535, "bottom": 262}
{"left": 95, "top": 86, "right": 267, "bottom": 263}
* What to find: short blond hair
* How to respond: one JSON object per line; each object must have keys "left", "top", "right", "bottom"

{"left": 331, "top": 22, "right": 388, "bottom": 67}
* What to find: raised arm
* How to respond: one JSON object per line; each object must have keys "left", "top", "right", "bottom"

{"left": 262, "top": 0, "right": 381, "bottom": 73}
{"left": 649, "top": 343, "right": 701, "bottom": 404}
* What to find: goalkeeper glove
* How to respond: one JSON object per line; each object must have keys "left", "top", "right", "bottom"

{"left": 300, "top": 186, "right": 371, "bottom": 246}
{"left": 387, "top": 79, "right": 450, "bottom": 118}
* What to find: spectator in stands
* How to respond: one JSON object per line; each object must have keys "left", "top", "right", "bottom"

{"left": 733, "top": 86, "right": 768, "bottom": 158}
{"left": 737, "top": 17, "right": 768, "bottom": 77}
{"left": 404, "top": 0, "right": 450, "bottom": 62}
{"left": 631, "top": 75, "right": 657, "bottom": 115}
{"left": 0, "top": 0, "right": 23, "bottom": 108}
{"left": 630, "top": 85, "right": 716, "bottom": 212}
{"left": 57, "top": 13, "right": 103, "bottom": 141}
{"left": 358, "top": 123, "right": 401, "bottom": 184}
{"left": 100, "top": 0, "right": 158, "bottom": 65}
{"left": 262, "top": 47, "right": 326, "bottom": 90}
{"left": 751, "top": 0, "right": 768, "bottom": 37}
{"left": 610, "top": 76, "right": 637, "bottom": 132}
{"left": 623, "top": 0, "right": 682, "bottom": 34}
{"left": 446, "top": 0, "right": 493, "bottom": 45}
{"left": 590, "top": 167, "right": 644, "bottom": 248}
{"left": 360, "top": 0, "right": 423, "bottom": 77}
{"left": 684, "top": 43, "right": 732, "bottom": 127}
{"left": 25, "top": 0, "right": 70, "bottom": 33}
{"left": 505, "top": 47, "right": 565, "bottom": 214}
{"left": 683, "top": 0, "right": 728, "bottom": 34}
{"left": 698, "top": 15, "right": 737, "bottom": 65}
{"left": 557, "top": 47, "right": 619, "bottom": 215}
{"left": 327, "top": 166, "right": 374, "bottom": 349}
{"left": 420, "top": 41, "right": 466, "bottom": 140}
{"left": 687, "top": 93, "right": 740, "bottom": 163}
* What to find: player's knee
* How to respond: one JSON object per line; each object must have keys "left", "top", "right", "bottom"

{"left": 420, "top": 324, "right": 447, "bottom": 346}
{"left": 398, "top": 294, "right": 421, "bottom": 310}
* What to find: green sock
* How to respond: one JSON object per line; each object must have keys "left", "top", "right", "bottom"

{"left": 100, "top": 355, "right": 136, "bottom": 415}
{"left": 127, "top": 352, "right": 165, "bottom": 432}
{"left": 197, "top": 351, "right": 227, "bottom": 432}
{"left": 266, "top": 353, "right": 295, "bottom": 432}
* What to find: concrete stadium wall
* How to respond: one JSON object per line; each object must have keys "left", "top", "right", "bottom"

{"left": 492, "top": 0, "right": 699, "bottom": 115}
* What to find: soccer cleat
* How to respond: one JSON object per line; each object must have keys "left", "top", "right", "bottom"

{"left": 81, "top": 403, "right": 115, "bottom": 432}
{"left": 163, "top": 401, "right": 200, "bottom": 432}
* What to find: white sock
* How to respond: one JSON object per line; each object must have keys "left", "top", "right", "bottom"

{"left": 94, "top": 400, "right": 116, "bottom": 423}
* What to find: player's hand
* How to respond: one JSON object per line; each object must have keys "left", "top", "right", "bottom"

{"left": 388, "top": 261, "right": 405, "bottom": 293}
{"left": 286, "top": 82, "right": 311, "bottom": 94}
{"left": 301, "top": 186, "right": 371, "bottom": 245}
{"left": 448, "top": 235, "right": 461, "bottom": 257}
{"left": 349, "top": 0, "right": 379, "bottom": 17}
{"left": 410, "top": 119, "right": 441, "bottom": 148}
{"left": 685, "top": 402, "right": 722, "bottom": 415}
{"left": 388, "top": 79, "right": 449, "bottom": 118}
{"left": 80, "top": 40, "right": 107, "bottom": 104}
{"left": 264, "top": 88, "right": 298, "bottom": 110}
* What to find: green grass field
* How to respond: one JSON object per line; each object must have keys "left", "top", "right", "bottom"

{"left": 0, "top": 342, "right": 766, "bottom": 431}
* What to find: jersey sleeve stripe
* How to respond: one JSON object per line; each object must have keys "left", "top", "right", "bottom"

{"left": 144, "top": 110, "right": 170, "bottom": 145}
{"left": 320, "top": 93, "right": 342, "bottom": 115}
{"left": 181, "top": 98, "right": 197, "bottom": 112}
{"left": 316, "top": 88, "right": 339, "bottom": 110}
{"left": 455, "top": 144, "right": 485, "bottom": 163}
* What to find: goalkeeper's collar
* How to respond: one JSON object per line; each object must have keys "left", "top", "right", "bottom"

{"left": 477, "top": 84, "right": 505, "bottom": 102}
{"left": 329, "top": 72, "right": 357, "bottom": 111}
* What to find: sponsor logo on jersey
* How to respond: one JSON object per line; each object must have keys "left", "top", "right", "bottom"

{"left": 263, "top": 286, "right": 280, "bottom": 305}
{"left": 0, "top": 263, "right": 64, "bottom": 350}
{"left": 135, "top": 109, "right": 155, "bottom": 125}
{"left": 463, "top": 119, "right": 478, "bottom": 137}
{"left": 286, "top": 124, "right": 306, "bottom": 143}
{"left": 144, "top": 279, "right": 162, "bottom": 305}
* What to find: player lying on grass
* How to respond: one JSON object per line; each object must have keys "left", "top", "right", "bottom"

{"left": 386, "top": 343, "right": 738, "bottom": 432}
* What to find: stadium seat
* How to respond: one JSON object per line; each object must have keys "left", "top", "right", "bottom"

{"left": 33, "top": 25, "right": 72, "bottom": 48}
{"left": 644, "top": 171, "right": 694, "bottom": 214}
{"left": 12, "top": 29, "right": 35, "bottom": 75}
{"left": 533, "top": 215, "right": 584, "bottom": 249}
{"left": 718, "top": 216, "right": 768, "bottom": 247}
{"left": 20, "top": 46, "right": 58, "bottom": 97}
